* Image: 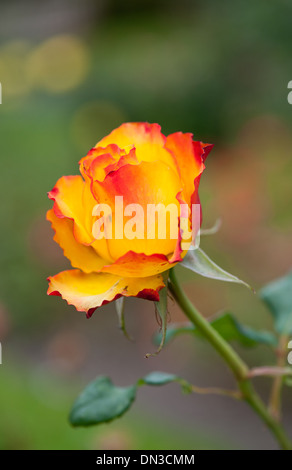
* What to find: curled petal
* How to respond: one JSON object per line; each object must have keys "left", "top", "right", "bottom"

{"left": 79, "top": 144, "right": 139, "bottom": 183}
{"left": 199, "top": 142, "right": 214, "bottom": 163}
{"left": 47, "top": 269, "right": 165, "bottom": 316}
{"left": 96, "top": 122, "right": 178, "bottom": 172}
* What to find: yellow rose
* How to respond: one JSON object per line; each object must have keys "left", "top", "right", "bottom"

{"left": 47, "top": 123, "right": 212, "bottom": 316}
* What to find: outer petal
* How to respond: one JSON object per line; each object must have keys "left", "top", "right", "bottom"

{"left": 165, "top": 133, "right": 213, "bottom": 207}
{"left": 48, "top": 175, "right": 94, "bottom": 245}
{"left": 47, "top": 209, "right": 105, "bottom": 273}
{"left": 197, "top": 142, "right": 214, "bottom": 163}
{"left": 96, "top": 122, "right": 178, "bottom": 173}
{"left": 101, "top": 251, "right": 171, "bottom": 277}
{"left": 92, "top": 160, "right": 182, "bottom": 260}
{"left": 48, "top": 175, "right": 113, "bottom": 262}
{"left": 47, "top": 269, "right": 165, "bottom": 316}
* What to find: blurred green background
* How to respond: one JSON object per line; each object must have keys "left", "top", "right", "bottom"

{"left": 0, "top": 0, "right": 291, "bottom": 450}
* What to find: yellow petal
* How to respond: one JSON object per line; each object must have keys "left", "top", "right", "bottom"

{"left": 48, "top": 175, "right": 113, "bottom": 263}
{"left": 47, "top": 208, "right": 105, "bottom": 273}
{"left": 96, "top": 122, "right": 178, "bottom": 172}
{"left": 47, "top": 269, "right": 165, "bottom": 316}
{"left": 101, "top": 251, "right": 172, "bottom": 277}
{"left": 92, "top": 160, "right": 182, "bottom": 260}
{"left": 48, "top": 175, "right": 94, "bottom": 245}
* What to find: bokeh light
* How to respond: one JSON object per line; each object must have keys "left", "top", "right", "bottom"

{"left": 0, "top": 40, "right": 32, "bottom": 97}
{"left": 26, "top": 34, "right": 90, "bottom": 93}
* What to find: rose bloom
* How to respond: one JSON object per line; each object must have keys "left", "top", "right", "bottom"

{"left": 47, "top": 123, "right": 212, "bottom": 316}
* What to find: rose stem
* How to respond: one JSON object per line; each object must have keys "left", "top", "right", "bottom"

{"left": 169, "top": 268, "right": 292, "bottom": 450}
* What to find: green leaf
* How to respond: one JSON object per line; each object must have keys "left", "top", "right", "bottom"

{"left": 260, "top": 270, "right": 292, "bottom": 335}
{"left": 69, "top": 371, "right": 193, "bottom": 426}
{"left": 181, "top": 247, "right": 251, "bottom": 290}
{"left": 207, "top": 313, "right": 277, "bottom": 346}
{"left": 69, "top": 376, "right": 136, "bottom": 427}
{"left": 140, "top": 371, "right": 178, "bottom": 386}
{"left": 139, "top": 372, "right": 193, "bottom": 394}
{"left": 154, "top": 312, "right": 277, "bottom": 348}
{"left": 145, "top": 271, "right": 169, "bottom": 357}
{"left": 154, "top": 324, "right": 195, "bottom": 345}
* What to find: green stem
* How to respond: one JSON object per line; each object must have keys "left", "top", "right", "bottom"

{"left": 169, "top": 269, "right": 292, "bottom": 450}
{"left": 169, "top": 270, "right": 248, "bottom": 381}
